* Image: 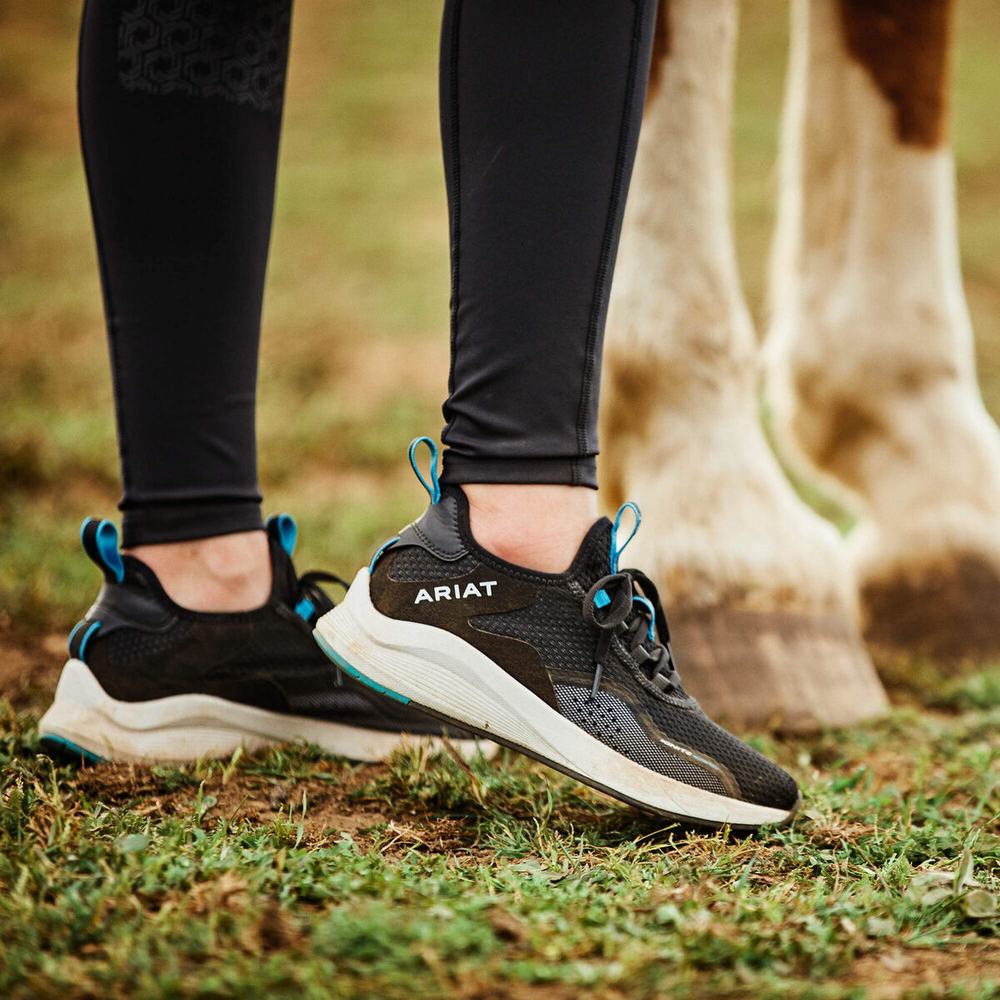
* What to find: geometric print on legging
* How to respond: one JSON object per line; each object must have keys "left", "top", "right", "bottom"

{"left": 118, "top": 0, "right": 291, "bottom": 112}
{"left": 553, "top": 684, "right": 729, "bottom": 796}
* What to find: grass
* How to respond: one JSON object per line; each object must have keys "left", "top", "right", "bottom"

{"left": 1, "top": 2, "right": 1000, "bottom": 997}
{"left": 2, "top": 681, "right": 999, "bottom": 1000}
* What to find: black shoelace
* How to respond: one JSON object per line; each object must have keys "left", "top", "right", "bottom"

{"left": 295, "top": 569, "right": 349, "bottom": 623}
{"left": 293, "top": 569, "right": 350, "bottom": 684}
{"left": 583, "top": 568, "right": 679, "bottom": 699}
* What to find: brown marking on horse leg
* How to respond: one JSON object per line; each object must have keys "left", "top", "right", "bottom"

{"left": 817, "top": 400, "right": 885, "bottom": 472}
{"left": 645, "top": 0, "right": 671, "bottom": 106}
{"left": 836, "top": 0, "right": 954, "bottom": 148}
{"left": 792, "top": 371, "right": 886, "bottom": 480}
{"left": 601, "top": 352, "right": 659, "bottom": 495}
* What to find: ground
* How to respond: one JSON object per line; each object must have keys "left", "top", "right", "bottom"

{"left": 1, "top": 3, "right": 998, "bottom": 998}
{"left": 3, "top": 646, "right": 999, "bottom": 999}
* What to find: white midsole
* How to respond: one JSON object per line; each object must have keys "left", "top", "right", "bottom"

{"left": 38, "top": 658, "right": 494, "bottom": 764}
{"left": 314, "top": 569, "right": 793, "bottom": 827}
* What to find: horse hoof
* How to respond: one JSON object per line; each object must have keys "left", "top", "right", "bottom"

{"left": 670, "top": 605, "right": 889, "bottom": 733}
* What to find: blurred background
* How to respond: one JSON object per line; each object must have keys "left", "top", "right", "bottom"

{"left": 2, "top": 0, "right": 1000, "bottom": 672}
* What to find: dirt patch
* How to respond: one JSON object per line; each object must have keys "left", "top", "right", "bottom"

{"left": 453, "top": 978, "right": 587, "bottom": 1000}
{"left": 73, "top": 759, "right": 391, "bottom": 841}
{"left": 846, "top": 942, "right": 1000, "bottom": 998}
{"left": 804, "top": 820, "right": 877, "bottom": 850}
{"left": 69, "top": 756, "right": 492, "bottom": 851}
{"left": 812, "top": 398, "right": 885, "bottom": 482}
{"left": 0, "top": 628, "right": 64, "bottom": 711}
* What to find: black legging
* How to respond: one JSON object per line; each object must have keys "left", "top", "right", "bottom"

{"left": 79, "top": 0, "right": 658, "bottom": 546}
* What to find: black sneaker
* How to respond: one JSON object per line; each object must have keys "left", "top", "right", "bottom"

{"left": 314, "top": 438, "right": 800, "bottom": 830}
{"left": 38, "top": 513, "right": 491, "bottom": 764}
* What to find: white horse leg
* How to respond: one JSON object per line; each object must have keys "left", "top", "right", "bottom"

{"left": 602, "top": 0, "right": 886, "bottom": 730}
{"left": 769, "top": 0, "right": 1000, "bottom": 665}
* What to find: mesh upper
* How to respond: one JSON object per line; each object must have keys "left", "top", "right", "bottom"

{"left": 601, "top": 657, "right": 798, "bottom": 809}
{"left": 554, "top": 684, "right": 728, "bottom": 795}
{"left": 388, "top": 549, "right": 481, "bottom": 582}
{"left": 105, "top": 619, "right": 193, "bottom": 664}
{"left": 455, "top": 518, "right": 797, "bottom": 810}
{"left": 469, "top": 592, "right": 797, "bottom": 809}
{"left": 568, "top": 519, "right": 615, "bottom": 590}
{"left": 472, "top": 589, "right": 596, "bottom": 673}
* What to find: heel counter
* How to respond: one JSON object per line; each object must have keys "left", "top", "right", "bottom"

{"left": 399, "top": 492, "right": 469, "bottom": 561}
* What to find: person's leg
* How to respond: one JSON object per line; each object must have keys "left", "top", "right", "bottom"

{"left": 437, "top": 0, "right": 657, "bottom": 571}
{"left": 79, "top": 0, "right": 291, "bottom": 609}
{"left": 42, "top": 1, "right": 492, "bottom": 764}
{"left": 315, "top": 0, "right": 800, "bottom": 830}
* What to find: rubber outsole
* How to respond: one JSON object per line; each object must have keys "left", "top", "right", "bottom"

{"left": 37, "top": 658, "right": 496, "bottom": 765}
{"left": 314, "top": 569, "right": 800, "bottom": 833}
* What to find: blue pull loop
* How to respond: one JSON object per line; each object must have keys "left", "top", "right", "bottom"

{"left": 610, "top": 501, "right": 641, "bottom": 573}
{"left": 632, "top": 595, "right": 657, "bottom": 641}
{"left": 80, "top": 517, "right": 125, "bottom": 583}
{"left": 267, "top": 513, "right": 298, "bottom": 557}
{"left": 408, "top": 436, "right": 442, "bottom": 504}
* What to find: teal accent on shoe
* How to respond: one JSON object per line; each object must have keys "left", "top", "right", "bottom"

{"left": 269, "top": 513, "right": 298, "bottom": 557}
{"left": 40, "top": 734, "right": 105, "bottom": 765}
{"left": 67, "top": 620, "right": 86, "bottom": 657}
{"left": 408, "top": 436, "right": 442, "bottom": 504}
{"left": 77, "top": 621, "right": 102, "bottom": 662}
{"left": 632, "top": 594, "right": 657, "bottom": 641}
{"left": 593, "top": 588, "right": 611, "bottom": 609}
{"left": 294, "top": 597, "right": 315, "bottom": 621}
{"left": 369, "top": 535, "right": 400, "bottom": 573}
{"left": 81, "top": 517, "right": 125, "bottom": 583}
{"left": 610, "top": 501, "right": 641, "bottom": 573}
{"left": 313, "top": 630, "right": 411, "bottom": 704}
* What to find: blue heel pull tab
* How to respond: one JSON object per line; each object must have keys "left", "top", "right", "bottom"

{"left": 369, "top": 535, "right": 400, "bottom": 574}
{"left": 408, "top": 436, "right": 442, "bottom": 504}
{"left": 266, "top": 513, "right": 298, "bottom": 557}
{"left": 80, "top": 518, "right": 125, "bottom": 583}
{"left": 610, "top": 502, "right": 641, "bottom": 573}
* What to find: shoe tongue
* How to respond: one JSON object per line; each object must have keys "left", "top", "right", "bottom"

{"left": 568, "top": 517, "right": 614, "bottom": 589}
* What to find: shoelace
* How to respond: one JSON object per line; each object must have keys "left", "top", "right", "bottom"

{"left": 580, "top": 502, "right": 679, "bottom": 699}
{"left": 295, "top": 569, "right": 349, "bottom": 623}
{"left": 583, "top": 569, "right": 678, "bottom": 698}
{"left": 292, "top": 569, "right": 350, "bottom": 685}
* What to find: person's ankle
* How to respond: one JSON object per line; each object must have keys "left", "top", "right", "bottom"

{"left": 126, "top": 530, "right": 272, "bottom": 612}
{"left": 463, "top": 483, "right": 598, "bottom": 574}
